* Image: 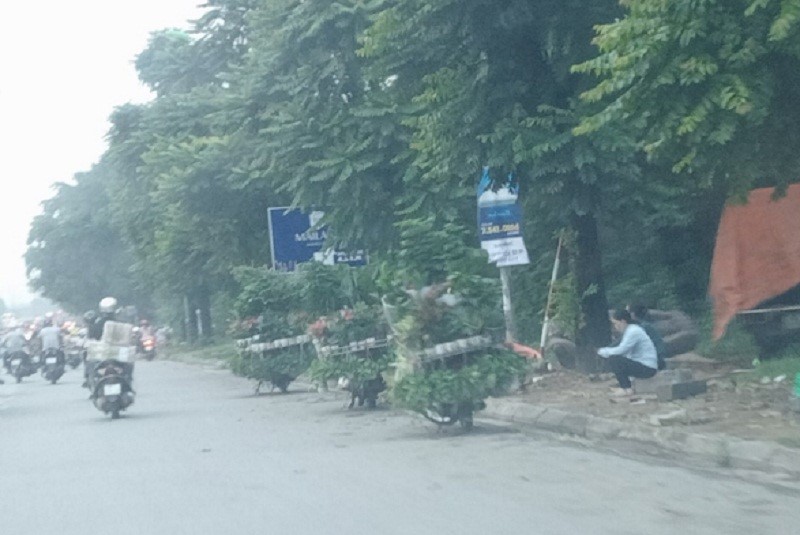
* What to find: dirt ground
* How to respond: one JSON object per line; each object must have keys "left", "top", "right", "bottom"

{"left": 517, "top": 353, "right": 800, "bottom": 449}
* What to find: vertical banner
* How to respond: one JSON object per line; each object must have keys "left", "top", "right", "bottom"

{"left": 268, "top": 208, "right": 367, "bottom": 272}
{"left": 477, "top": 167, "right": 530, "bottom": 267}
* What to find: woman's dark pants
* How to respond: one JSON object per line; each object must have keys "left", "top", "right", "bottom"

{"left": 609, "top": 355, "right": 656, "bottom": 389}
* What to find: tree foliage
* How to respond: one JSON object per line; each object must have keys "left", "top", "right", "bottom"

{"left": 575, "top": 0, "right": 800, "bottom": 193}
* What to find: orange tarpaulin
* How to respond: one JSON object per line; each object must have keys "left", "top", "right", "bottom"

{"left": 710, "top": 184, "right": 800, "bottom": 340}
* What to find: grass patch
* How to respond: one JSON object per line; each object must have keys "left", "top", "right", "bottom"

{"left": 751, "top": 345, "right": 800, "bottom": 381}
{"left": 696, "top": 315, "right": 758, "bottom": 365}
{"left": 777, "top": 436, "right": 800, "bottom": 450}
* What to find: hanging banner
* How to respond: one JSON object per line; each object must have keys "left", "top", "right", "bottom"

{"left": 268, "top": 207, "right": 367, "bottom": 272}
{"left": 477, "top": 167, "right": 530, "bottom": 267}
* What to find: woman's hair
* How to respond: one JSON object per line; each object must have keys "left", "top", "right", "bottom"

{"left": 612, "top": 309, "right": 635, "bottom": 323}
{"left": 628, "top": 303, "right": 649, "bottom": 321}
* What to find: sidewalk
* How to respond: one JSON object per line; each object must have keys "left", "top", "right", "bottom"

{"left": 483, "top": 355, "right": 800, "bottom": 478}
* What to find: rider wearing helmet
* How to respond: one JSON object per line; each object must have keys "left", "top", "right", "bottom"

{"left": 88, "top": 297, "right": 118, "bottom": 340}
{"left": 39, "top": 316, "right": 63, "bottom": 354}
{"left": 83, "top": 297, "right": 120, "bottom": 389}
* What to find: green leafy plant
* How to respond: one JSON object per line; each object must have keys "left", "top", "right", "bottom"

{"left": 231, "top": 345, "right": 316, "bottom": 393}
{"left": 309, "top": 349, "right": 392, "bottom": 385}
{"left": 391, "top": 350, "right": 526, "bottom": 417}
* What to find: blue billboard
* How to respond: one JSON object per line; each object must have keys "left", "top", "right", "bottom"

{"left": 476, "top": 167, "right": 530, "bottom": 267}
{"left": 268, "top": 208, "right": 367, "bottom": 272}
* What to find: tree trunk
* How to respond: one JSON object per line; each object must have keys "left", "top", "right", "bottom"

{"left": 184, "top": 293, "right": 199, "bottom": 343}
{"left": 197, "top": 287, "right": 213, "bottom": 340}
{"left": 571, "top": 212, "right": 611, "bottom": 349}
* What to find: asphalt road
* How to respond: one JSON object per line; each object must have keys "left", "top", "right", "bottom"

{"left": 1, "top": 359, "right": 798, "bottom": 535}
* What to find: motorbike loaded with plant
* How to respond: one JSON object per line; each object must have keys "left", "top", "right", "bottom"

{"left": 309, "top": 304, "right": 392, "bottom": 409}
{"left": 85, "top": 321, "right": 136, "bottom": 420}
{"left": 385, "top": 277, "right": 527, "bottom": 431}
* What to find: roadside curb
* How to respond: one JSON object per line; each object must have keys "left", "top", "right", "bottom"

{"left": 483, "top": 398, "right": 800, "bottom": 478}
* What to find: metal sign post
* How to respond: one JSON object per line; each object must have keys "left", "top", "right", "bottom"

{"left": 499, "top": 266, "right": 517, "bottom": 343}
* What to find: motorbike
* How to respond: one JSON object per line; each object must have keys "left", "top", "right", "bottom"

{"left": 90, "top": 359, "right": 135, "bottom": 419}
{"left": 7, "top": 350, "right": 37, "bottom": 383}
{"left": 139, "top": 334, "right": 157, "bottom": 361}
{"left": 65, "top": 348, "right": 83, "bottom": 369}
{"left": 40, "top": 348, "right": 66, "bottom": 384}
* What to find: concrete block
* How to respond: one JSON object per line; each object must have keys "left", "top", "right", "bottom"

{"left": 656, "top": 380, "right": 708, "bottom": 402}
{"left": 633, "top": 368, "right": 693, "bottom": 395}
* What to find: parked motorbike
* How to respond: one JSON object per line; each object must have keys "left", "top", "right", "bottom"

{"left": 7, "top": 350, "right": 37, "bottom": 383}
{"left": 424, "top": 400, "right": 485, "bottom": 431}
{"left": 90, "top": 360, "right": 135, "bottom": 419}
{"left": 40, "top": 348, "right": 66, "bottom": 384}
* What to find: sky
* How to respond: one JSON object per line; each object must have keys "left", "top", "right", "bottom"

{"left": 0, "top": 0, "right": 205, "bottom": 308}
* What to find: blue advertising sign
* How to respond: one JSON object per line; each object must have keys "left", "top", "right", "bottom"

{"left": 268, "top": 208, "right": 367, "bottom": 271}
{"left": 476, "top": 167, "right": 530, "bottom": 267}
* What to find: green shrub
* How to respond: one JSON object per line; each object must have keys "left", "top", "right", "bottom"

{"left": 751, "top": 345, "right": 800, "bottom": 380}
{"left": 231, "top": 345, "right": 316, "bottom": 392}
{"left": 696, "top": 312, "right": 758, "bottom": 364}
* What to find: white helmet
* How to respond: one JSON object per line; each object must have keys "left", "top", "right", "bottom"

{"left": 99, "top": 297, "right": 118, "bottom": 314}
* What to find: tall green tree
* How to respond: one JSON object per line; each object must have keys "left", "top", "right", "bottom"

{"left": 574, "top": 0, "right": 800, "bottom": 194}
{"left": 357, "top": 0, "right": 645, "bottom": 346}
{"left": 237, "top": 0, "right": 407, "bottom": 252}
{"left": 26, "top": 165, "right": 143, "bottom": 313}
{"left": 104, "top": 6, "right": 269, "bottom": 339}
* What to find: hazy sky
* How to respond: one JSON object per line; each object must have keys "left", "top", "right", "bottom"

{"left": 0, "top": 0, "right": 205, "bottom": 307}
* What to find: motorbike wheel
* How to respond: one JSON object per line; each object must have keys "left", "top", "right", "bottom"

{"left": 366, "top": 396, "right": 377, "bottom": 409}
{"left": 50, "top": 377, "right": 58, "bottom": 385}
{"left": 457, "top": 403, "right": 474, "bottom": 431}
{"left": 274, "top": 375, "right": 291, "bottom": 393}
{"left": 111, "top": 409, "right": 120, "bottom": 419}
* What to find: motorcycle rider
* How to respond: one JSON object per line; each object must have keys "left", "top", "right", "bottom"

{"left": 83, "top": 297, "right": 135, "bottom": 390}
{"left": 2, "top": 325, "right": 29, "bottom": 383}
{"left": 38, "top": 316, "right": 64, "bottom": 360}
{"left": 88, "top": 297, "right": 119, "bottom": 341}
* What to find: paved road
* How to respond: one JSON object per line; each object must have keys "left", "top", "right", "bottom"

{"left": 1, "top": 359, "right": 798, "bottom": 535}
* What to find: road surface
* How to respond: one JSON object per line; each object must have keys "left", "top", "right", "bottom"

{"left": 1, "top": 359, "right": 798, "bottom": 534}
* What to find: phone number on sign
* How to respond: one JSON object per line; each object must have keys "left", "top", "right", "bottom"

{"left": 481, "top": 223, "right": 520, "bottom": 235}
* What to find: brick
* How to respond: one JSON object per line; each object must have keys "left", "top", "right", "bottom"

{"left": 656, "top": 380, "right": 708, "bottom": 402}
{"left": 633, "top": 368, "right": 694, "bottom": 395}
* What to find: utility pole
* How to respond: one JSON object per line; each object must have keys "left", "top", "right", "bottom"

{"left": 499, "top": 267, "right": 517, "bottom": 343}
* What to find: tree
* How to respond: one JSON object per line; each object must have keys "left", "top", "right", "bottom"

{"left": 236, "top": 0, "right": 408, "bottom": 253}
{"left": 574, "top": 0, "right": 800, "bottom": 195}
{"left": 101, "top": 4, "right": 270, "bottom": 340}
{"left": 356, "top": 0, "right": 644, "bottom": 346}
{"left": 25, "top": 165, "right": 144, "bottom": 313}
